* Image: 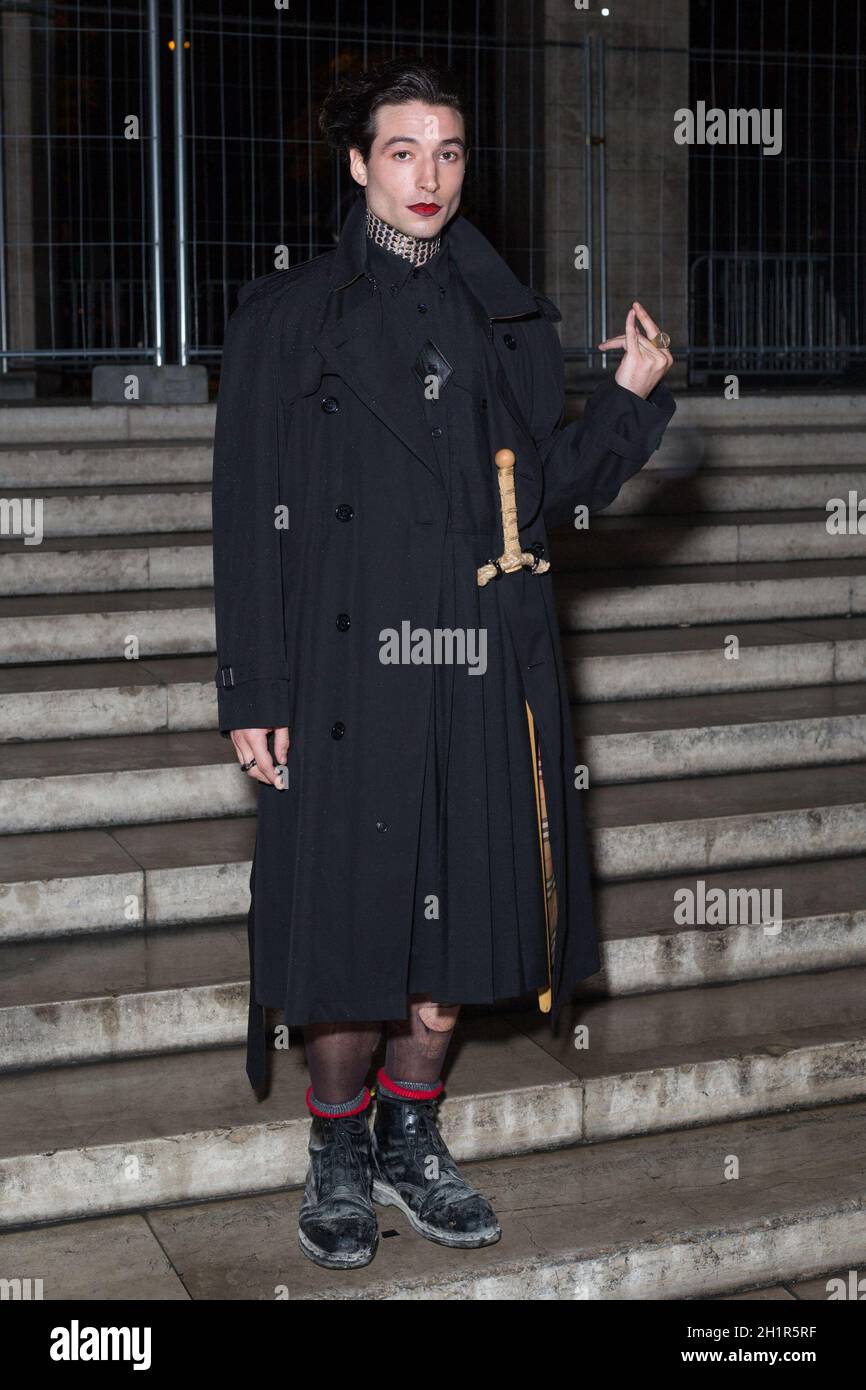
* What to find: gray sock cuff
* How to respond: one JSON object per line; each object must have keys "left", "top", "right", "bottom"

{"left": 307, "top": 1084, "right": 369, "bottom": 1117}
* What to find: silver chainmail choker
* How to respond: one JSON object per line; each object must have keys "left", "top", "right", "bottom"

{"left": 365, "top": 205, "right": 442, "bottom": 265}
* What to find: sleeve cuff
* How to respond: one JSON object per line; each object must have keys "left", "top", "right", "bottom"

{"left": 583, "top": 376, "right": 677, "bottom": 460}
{"left": 216, "top": 677, "right": 290, "bottom": 736}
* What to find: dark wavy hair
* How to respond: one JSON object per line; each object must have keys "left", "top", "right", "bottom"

{"left": 318, "top": 55, "right": 470, "bottom": 164}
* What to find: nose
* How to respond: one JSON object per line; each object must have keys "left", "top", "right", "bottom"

{"left": 417, "top": 158, "right": 440, "bottom": 195}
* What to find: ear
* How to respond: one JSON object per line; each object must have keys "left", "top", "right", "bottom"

{"left": 347, "top": 145, "right": 367, "bottom": 187}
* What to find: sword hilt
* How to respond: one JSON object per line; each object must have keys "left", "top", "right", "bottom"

{"left": 477, "top": 447, "right": 551, "bottom": 587}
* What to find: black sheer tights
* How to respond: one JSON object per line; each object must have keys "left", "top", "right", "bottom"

{"left": 303, "top": 995, "right": 460, "bottom": 1103}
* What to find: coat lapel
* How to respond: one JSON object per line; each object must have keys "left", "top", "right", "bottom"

{"left": 311, "top": 283, "right": 445, "bottom": 486}
{"left": 310, "top": 193, "right": 549, "bottom": 512}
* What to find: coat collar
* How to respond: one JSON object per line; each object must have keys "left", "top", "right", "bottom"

{"left": 328, "top": 192, "right": 539, "bottom": 321}
{"left": 310, "top": 191, "right": 545, "bottom": 519}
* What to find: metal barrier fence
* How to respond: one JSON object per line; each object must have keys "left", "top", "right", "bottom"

{"left": 2, "top": 0, "right": 161, "bottom": 370}
{"left": 2, "top": 0, "right": 865, "bottom": 385}
{"left": 688, "top": 253, "right": 852, "bottom": 381}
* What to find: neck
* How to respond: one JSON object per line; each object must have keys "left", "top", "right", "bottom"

{"left": 365, "top": 205, "right": 443, "bottom": 266}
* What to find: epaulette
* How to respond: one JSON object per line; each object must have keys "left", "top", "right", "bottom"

{"left": 532, "top": 290, "right": 563, "bottom": 323}
{"left": 236, "top": 250, "right": 332, "bottom": 307}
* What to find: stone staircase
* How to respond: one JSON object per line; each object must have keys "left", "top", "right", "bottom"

{"left": 1, "top": 395, "right": 865, "bottom": 1300}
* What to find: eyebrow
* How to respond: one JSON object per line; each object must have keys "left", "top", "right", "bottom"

{"left": 379, "top": 134, "right": 467, "bottom": 151}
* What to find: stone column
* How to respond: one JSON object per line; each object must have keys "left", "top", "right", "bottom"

{"left": 1, "top": 7, "right": 36, "bottom": 395}
{"left": 543, "top": 0, "right": 689, "bottom": 393}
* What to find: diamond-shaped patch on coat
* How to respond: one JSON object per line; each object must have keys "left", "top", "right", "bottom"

{"left": 412, "top": 338, "right": 453, "bottom": 393}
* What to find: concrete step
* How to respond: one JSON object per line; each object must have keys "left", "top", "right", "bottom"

{"left": 0, "top": 655, "right": 217, "bottom": 739}
{"left": 0, "top": 532, "right": 213, "bottom": 595}
{"left": 577, "top": 682, "right": 866, "bottom": 783}
{"left": 562, "top": 617, "right": 866, "bottom": 701}
{"left": 4, "top": 483, "right": 211, "bottom": 538}
{"left": 2, "top": 1098, "right": 865, "bottom": 1298}
{"left": 556, "top": 557, "right": 866, "bottom": 630}
{"left": 5, "top": 868, "right": 866, "bottom": 1069}
{"left": 4, "top": 559, "right": 866, "bottom": 664}
{"left": 550, "top": 510, "right": 866, "bottom": 569}
{"left": 0, "top": 588, "right": 215, "bottom": 663}
{"left": 1, "top": 711, "right": 864, "bottom": 837}
{"left": 136, "top": 1099, "right": 866, "bottom": 1298}
{"left": 0, "top": 729, "right": 253, "bottom": 833}
{"left": 0, "top": 404, "right": 215, "bottom": 445}
{"left": 3, "top": 972, "right": 866, "bottom": 1233}
{"left": 602, "top": 465, "right": 866, "bottom": 517}
{"left": 0, "top": 440, "right": 213, "bottom": 488}
{"left": 1, "top": 755, "right": 864, "bottom": 936}
{"left": 1, "top": 920, "right": 249, "bottom": 1069}
{"left": 2, "top": 662, "right": 864, "bottom": 793}
{"left": 587, "top": 761, "right": 866, "bottom": 880}
{"left": 4, "top": 511, "right": 865, "bottom": 598}
{"left": 2, "top": 620, "right": 863, "bottom": 740}
{"left": 590, "top": 853, "right": 866, "bottom": 995}
{"left": 636, "top": 426, "right": 866, "bottom": 472}
{"left": 3, "top": 467, "right": 863, "bottom": 541}
{"left": 569, "top": 390, "right": 866, "bottom": 431}
{"left": 0, "top": 815, "right": 256, "bottom": 938}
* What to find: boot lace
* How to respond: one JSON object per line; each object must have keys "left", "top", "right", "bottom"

{"left": 320, "top": 1117, "right": 369, "bottom": 1199}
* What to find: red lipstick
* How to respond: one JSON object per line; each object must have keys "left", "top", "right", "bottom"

{"left": 407, "top": 203, "right": 442, "bottom": 216}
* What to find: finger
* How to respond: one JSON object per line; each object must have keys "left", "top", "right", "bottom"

{"left": 234, "top": 734, "right": 267, "bottom": 786}
{"left": 246, "top": 730, "right": 280, "bottom": 787}
{"left": 597, "top": 335, "right": 626, "bottom": 350}
{"left": 632, "top": 300, "right": 661, "bottom": 341}
{"left": 635, "top": 337, "right": 665, "bottom": 364}
{"left": 273, "top": 726, "right": 290, "bottom": 767}
{"left": 234, "top": 729, "right": 272, "bottom": 786}
{"left": 624, "top": 306, "right": 639, "bottom": 356}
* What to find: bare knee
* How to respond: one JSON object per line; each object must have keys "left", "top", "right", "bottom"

{"left": 417, "top": 1001, "right": 460, "bottom": 1033}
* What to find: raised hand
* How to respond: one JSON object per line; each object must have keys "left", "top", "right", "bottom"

{"left": 597, "top": 300, "right": 673, "bottom": 400}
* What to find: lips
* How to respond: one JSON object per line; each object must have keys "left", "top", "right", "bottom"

{"left": 408, "top": 203, "right": 442, "bottom": 215}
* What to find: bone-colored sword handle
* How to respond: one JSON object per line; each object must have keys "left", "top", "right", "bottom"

{"left": 494, "top": 448, "right": 523, "bottom": 571}
{"left": 477, "top": 447, "right": 551, "bottom": 586}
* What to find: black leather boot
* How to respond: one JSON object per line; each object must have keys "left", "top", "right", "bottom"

{"left": 370, "top": 1087, "right": 502, "bottom": 1248}
{"left": 297, "top": 1109, "right": 379, "bottom": 1269}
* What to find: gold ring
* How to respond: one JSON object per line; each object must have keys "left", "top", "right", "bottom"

{"left": 651, "top": 331, "right": 671, "bottom": 349}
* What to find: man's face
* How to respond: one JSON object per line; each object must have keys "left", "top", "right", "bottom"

{"left": 348, "top": 99, "right": 466, "bottom": 239}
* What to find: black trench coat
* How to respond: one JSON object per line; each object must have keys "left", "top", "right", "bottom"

{"left": 211, "top": 192, "right": 677, "bottom": 1092}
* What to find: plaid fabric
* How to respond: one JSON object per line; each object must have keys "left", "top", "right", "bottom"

{"left": 525, "top": 701, "right": 558, "bottom": 1010}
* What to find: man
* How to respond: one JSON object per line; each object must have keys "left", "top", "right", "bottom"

{"left": 211, "top": 56, "right": 675, "bottom": 1271}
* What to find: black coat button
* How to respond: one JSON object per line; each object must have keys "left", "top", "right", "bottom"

{"left": 417, "top": 303, "right": 428, "bottom": 313}
{"left": 321, "top": 396, "right": 340, "bottom": 412}
{"left": 376, "top": 820, "right": 388, "bottom": 833}
{"left": 334, "top": 504, "right": 354, "bottom": 522}
{"left": 503, "top": 333, "right": 517, "bottom": 350}
{"left": 431, "top": 426, "right": 443, "bottom": 438}
{"left": 336, "top": 613, "right": 351, "bottom": 631}
{"left": 331, "top": 721, "right": 345, "bottom": 739}
{"left": 480, "top": 398, "right": 488, "bottom": 411}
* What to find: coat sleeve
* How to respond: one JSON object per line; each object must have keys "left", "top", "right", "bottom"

{"left": 528, "top": 295, "right": 677, "bottom": 530}
{"left": 211, "top": 292, "right": 291, "bottom": 736}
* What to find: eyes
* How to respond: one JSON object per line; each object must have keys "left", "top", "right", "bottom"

{"left": 392, "top": 148, "right": 462, "bottom": 162}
